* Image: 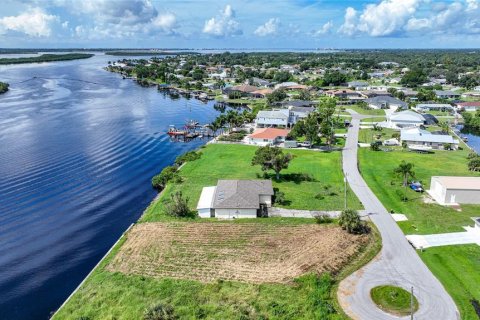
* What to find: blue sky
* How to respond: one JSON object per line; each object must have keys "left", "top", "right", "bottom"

{"left": 1, "top": 0, "right": 480, "bottom": 48}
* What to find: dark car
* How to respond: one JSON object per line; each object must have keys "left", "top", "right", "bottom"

{"left": 409, "top": 181, "right": 424, "bottom": 192}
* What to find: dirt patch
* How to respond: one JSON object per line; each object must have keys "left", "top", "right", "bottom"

{"left": 107, "top": 222, "right": 369, "bottom": 284}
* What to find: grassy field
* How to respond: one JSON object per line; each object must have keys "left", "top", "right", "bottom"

{"left": 142, "top": 144, "right": 362, "bottom": 222}
{"left": 370, "top": 285, "right": 418, "bottom": 316}
{"left": 360, "top": 116, "right": 386, "bottom": 123}
{"left": 53, "top": 220, "right": 380, "bottom": 320}
{"left": 358, "top": 128, "right": 398, "bottom": 144}
{"left": 358, "top": 148, "right": 480, "bottom": 319}
{"left": 344, "top": 105, "right": 386, "bottom": 116}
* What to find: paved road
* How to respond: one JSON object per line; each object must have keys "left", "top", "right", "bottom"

{"left": 337, "top": 114, "right": 459, "bottom": 320}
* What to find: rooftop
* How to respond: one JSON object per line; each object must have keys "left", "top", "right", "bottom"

{"left": 249, "top": 128, "right": 290, "bottom": 140}
{"left": 256, "top": 109, "right": 289, "bottom": 119}
{"left": 432, "top": 176, "right": 480, "bottom": 190}
{"left": 212, "top": 180, "right": 274, "bottom": 209}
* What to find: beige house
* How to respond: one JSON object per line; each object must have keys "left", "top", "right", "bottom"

{"left": 428, "top": 176, "right": 480, "bottom": 205}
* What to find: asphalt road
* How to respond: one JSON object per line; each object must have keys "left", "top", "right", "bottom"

{"left": 337, "top": 113, "right": 459, "bottom": 320}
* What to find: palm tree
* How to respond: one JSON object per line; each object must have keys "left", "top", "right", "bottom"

{"left": 394, "top": 161, "right": 415, "bottom": 201}
{"left": 439, "top": 121, "right": 451, "bottom": 134}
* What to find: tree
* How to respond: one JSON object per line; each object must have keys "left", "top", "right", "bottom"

{"left": 304, "top": 114, "right": 320, "bottom": 147}
{"left": 322, "top": 71, "right": 347, "bottom": 86}
{"left": 394, "top": 161, "right": 415, "bottom": 201}
{"left": 273, "top": 70, "right": 293, "bottom": 83}
{"left": 144, "top": 303, "right": 177, "bottom": 320}
{"left": 339, "top": 209, "right": 366, "bottom": 234}
{"left": 165, "top": 192, "right": 193, "bottom": 218}
{"left": 266, "top": 89, "right": 287, "bottom": 104}
{"left": 251, "top": 146, "right": 293, "bottom": 180}
{"left": 151, "top": 166, "right": 178, "bottom": 190}
{"left": 439, "top": 121, "right": 451, "bottom": 134}
{"left": 400, "top": 69, "right": 428, "bottom": 87}
{"left": 297, "top": 90, "right": 312, "bottom": 101}
{"left": 0, "top": 81, "right": 9, "bottom": 94}
{"left": 318, "top": 97, "right": 337, "bottom": 149}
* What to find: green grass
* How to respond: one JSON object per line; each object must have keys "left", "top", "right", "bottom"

{"left": 358, "top": 148, "right": 480, "bottom": 319}
{"left": 358, "top": 128, "right": 398, "bottom": 144}
{"left": 370, "top": 285, "right": 419, "bottom": 316}
{"left": 344, "top": 105, "right": 386, "bottom": 116}
{"left": 360, "top": 116, "right": 386, "bottom": 123}
{"left": 142, "top": 144, "right": 362, "bottom": 222}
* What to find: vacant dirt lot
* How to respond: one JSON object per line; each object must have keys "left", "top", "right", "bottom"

{"left": 107, "top": 222, "right": 369, "bottom": 284}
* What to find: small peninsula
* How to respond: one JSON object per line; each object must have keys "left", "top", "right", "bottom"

{"left": 0, "top": 53, "right": 94, "bottom": 65}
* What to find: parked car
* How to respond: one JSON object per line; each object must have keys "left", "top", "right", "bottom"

{"left": 409, "top": 181, "right": 424, "bottom": 192}
{"left": 298, "top": 141, "right": 311, "bottom": 147}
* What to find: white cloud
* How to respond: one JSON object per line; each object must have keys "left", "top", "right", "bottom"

{"left": 338, "top": 7, "right": 358, "bottom": 36}
{"left": 254, "top": 18, "right": 279, "bottom": 37}
{"left": 314, "top": 21, "right": 333, "bottom": 36}
{"left": 203, "top": 5, "right": 242, "bottom": 37}
{"left": 0, "top": 7, "right": 58, "bottom": 37}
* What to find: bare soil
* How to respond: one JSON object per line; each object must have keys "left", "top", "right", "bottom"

{"left": 107, "top": 222, "right": 369, "bottom": 284}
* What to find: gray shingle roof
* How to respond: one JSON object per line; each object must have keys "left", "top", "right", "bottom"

{"left": 212, "top": 180, "right": 274, "bottom": 209}
{"left": 366, "top": 96, "right": 408, "bottom": 107}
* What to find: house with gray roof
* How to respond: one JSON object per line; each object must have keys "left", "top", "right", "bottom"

{"left": 434, "top": 90, "right": 461, "bottom": 99}
{"left": 400, "top": 128, "right": 459, "bottom": 150}
{"left": 196, "top": 180, "right": 274, "bottom": 218}
{"left": 255, "top": 109, "right": 289, "bottom": 128}
{"left": 366, "top": 96, "right": 408, "bottom": 110}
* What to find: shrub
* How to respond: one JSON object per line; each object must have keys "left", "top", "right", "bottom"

{"left": 151, "top": 166, "right": 178, "bottom": 190}
{"left": 175, "top": 151, "right": 201, "bottom": 165}
{"left": 339, "top": 209, "right": 369, "bottom": 234}
{"left": 273, "top": 188, "right": 286, "bottom": 205}
{"left": 370, "top": 142, "right": 381, "bottom": 151}
{"left": 165, "top": 192, "right": 195, "bottom": 218}
{"left": 314, "top": 214, "right": 333, "bottom": 224}
{"left": 218, "top": 132, "right": 246, "bottom": 141}
{"left": 144, "top": 303, "right": 177, "bottom": 320}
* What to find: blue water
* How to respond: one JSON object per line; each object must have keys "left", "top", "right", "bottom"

{"left": 0, "top": 54, "right": 220, "bottom": 319}
{"left": 459, "top": 127, "right": 480, "bottom": 153}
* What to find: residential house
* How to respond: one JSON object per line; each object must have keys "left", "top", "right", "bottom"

{"left": 255, "top": 109, "right": 289, "bottom": 128}
{"left": 362, "top": 90, "right": 392, "bottom": 98}
{"left": 250, "top": 88, "right": 273, "bottom": 99}
{"left": 400, "top": 127, "right": 459, "bottom": 150}
{"left": 456, "top": 101, "right": 480, "bottom": 112}
{"left": 366, "top": 96, "right": 408, "bottom": 110}
{"left": 224, "top": 84, "right": 259, "bottom": 96}
{"left": 415, "top": 103, "right": 454, "bottom": 113}
{"left": 251, "top": 77, "right": 273, "bottom": 88}
{"left": 197, "top": 180, "right": 274, "bottom": 218}
{"left": 246, "top": 128, "right": 290, "bottom": 146}
{"left": 325, "top": 89, "right": 363, "bottom": 99}
{"left": 387, "top": 110, "right": 426, "bottom": 128}
{"left": 427, "top": 176, "right": 480, "bottom": 205}
{"left": 434, "top": 90, "right": 461, "bottom": 99}
{"left": 461, "top": 91, "right": 480, "bottom": 99}
{"left": 347, "top": 81, "right": 369, "bottom": 90}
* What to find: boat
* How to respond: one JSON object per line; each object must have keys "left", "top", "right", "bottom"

{"left": 167, "top": 125, "right": 187, "bottom": 136}
{"left": 185, "top": 119, "right": 199, "bottom": 128}
{"left": 461, "top": 136, "right": 468, "bottom": 142}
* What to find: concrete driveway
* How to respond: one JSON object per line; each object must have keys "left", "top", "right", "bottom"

{"left": 407, "top": 227, "right": 480, "bottom": 249}
{"left": 337, "top": 114, "right": 459, "bottom": 320}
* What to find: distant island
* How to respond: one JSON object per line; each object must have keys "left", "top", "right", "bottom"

{"left": 0, "top": 81, "right": 9, "bottom": 94}
{"left": 105, "top": 50, "right": 199, "bottom": 56}
{"left": 0, "top": 53, "right": 94, "bottom": 65}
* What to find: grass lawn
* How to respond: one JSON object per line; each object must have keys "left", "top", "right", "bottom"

{"left": 360, "top": 116, "right": 386, "bottom": 123}
{"left": 358, "top": 148, "right": 480, "bottom": 319}
{"left": 53, "top": 220, "right": 381, "bottom": 320}
{"left": 142, "top": 144, "right": 362, "bottom": 222}
{"left": 358, "top": 128, "right": 399, "bottom": 144}
{"left": 370, "top": 285, "right": 418, "bottom": 316}
{"left": 344, "top": 105, "right": 386, "bottom": 116}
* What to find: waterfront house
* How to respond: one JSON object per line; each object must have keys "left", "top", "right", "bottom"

{"left": 400, "top": 127, "right": 459, "bottom": 150}
{"left": 251, "top": 88, "right": 273, "bottom": 98}
{"left": 347, "top": 81, "right": 369, "bottom": 90}
{"left": 251, "top": 77, "right": 273, "bottom": 88}
{"left": 255, "top": 109, "right": 289, "bottom": 128}
{"left": 224, "top": 84, "right": 259, "bottom": 96}
{"left": 246, "top": 128, "right": 290, "bottom": 146}
{"left": 427, "top": 176, "right": 480, "bottom": 205}
{"left": 366, "top": 96, "right": 408, "bottom": 111}
{"left": 415, "top": 103, "right": 454, "bottom": 113}
{"left": 434, "top": 90, "right": 460, "bottom": 99}
{"left": 197, "top": 180, "right": 274, "bottom": 218}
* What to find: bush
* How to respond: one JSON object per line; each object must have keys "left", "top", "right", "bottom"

{"left": 151, "top": 166, "right": 178, "bottom": 190}
{"left": 370, "top": 142, "right": 381, "bottom": 151}
{"left": 339, "top": 209, "right": 369, "bottom": 234}
{"left": 165, "top": 192, "right": 195, "bottom": 218}
{"left": 218, "top": 132, "right": 247, "bottom": 142}
{"left": 175, "top": 151, "right": 201, "bottom": 165}
{"left": 314, "top": 214, "right": 333, "bottom": 224}
{"left": 273, "top": 188, "right": 286, "bottom": 205}
{"left": 144, "top": 303, "right": 177, "bottom": 320}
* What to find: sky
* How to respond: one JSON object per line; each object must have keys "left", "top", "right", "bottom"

{"left": 1, "top": 0, "right": 480, "bottom": 49}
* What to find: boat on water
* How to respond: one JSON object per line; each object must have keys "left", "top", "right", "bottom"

{"left": 185, "top": 119, "right": 199, "bottom": 128}
{"left": 167, "top": 125, "right": 187, "bottom": 136}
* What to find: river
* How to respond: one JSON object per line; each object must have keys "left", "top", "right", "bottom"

{"left": 0, "top": 54, "right": 221, "bottom": 319}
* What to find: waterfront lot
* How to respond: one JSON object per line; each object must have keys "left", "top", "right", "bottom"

{"left": 107, "top": 222, "right": 369, "bottom": 284}
{"left": 358, "top": 148, "right": 480, "bottom": 318}
{"left": 142, "top": 144, "right": 362, "bottom": 222}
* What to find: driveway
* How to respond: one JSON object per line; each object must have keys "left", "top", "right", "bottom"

{"left": 407, "top": 227, "right": 480, "bottom": 249}
{"left": 337, "top": 114, "right": 459, "bottom": 320}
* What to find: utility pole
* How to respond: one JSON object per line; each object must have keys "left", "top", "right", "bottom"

{"left": 344, "top": 174, "right": 348, "bottom": 210}
{"left": 410, "top": 286, "right": 414, "bottom": 320}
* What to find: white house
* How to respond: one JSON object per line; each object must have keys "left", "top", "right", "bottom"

{"left": 246, "top": 128, "right": 290, "bottom": 146}
{"left": 400, "top": 128, "right": 459, "bottom": 150}
{"left": 415, "top": 104, "right": 454, "bottom": 113}
{"left": 427, "top": 176, "right": 480, "bottom": 205}
{"left": 387, "top": 110, "right": 425, "bottom": 128}
{"left": 456, "top": 101, "right": 480, "bottom": 112}
{"left": 434, "top": 90, "right": 460, "bottom": 99}
{"left": 473, "top": 217, "right": 480, "bottom": 230}
{"left": 255, "top": 109, "right": 289, "bottom": 128}
{"left": 366, "top": 96, "right": 408, "bottom": 111}
{"left": 196, "top": 180, "right": 274, "bottom": 218}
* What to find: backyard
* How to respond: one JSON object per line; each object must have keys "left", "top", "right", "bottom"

{"left": 358, "top": 148, "right": 480, "bottom": 319}
{"left": 142, "top": 143, "right": 362, "bottom": 222}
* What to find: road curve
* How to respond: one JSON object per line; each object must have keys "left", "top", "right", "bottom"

{"left": 337, "top": 114, "right": 459, "bottom": 320}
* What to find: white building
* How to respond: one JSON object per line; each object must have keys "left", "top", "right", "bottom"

{"left": 415, "top": 104, "right": 454, "bottom": 113}
{"left": 246, "top": 128, "right": 290, "bottom": 146}
{"left": 196, "top": 180, "right": 274, "bottom": 218}
{"left": 428, "top": 176, "right": 480, "bottom": 205}
{"left": 255, "top": 109, "right": 289, "bottom": 128}
{"left": 400, "top": 128, "right": 459, "bottom": 150}
{"left": 366, "top": 96, "right": 408, "bottom": 111}
{"left": 387, "top": 110, "right": 425, "bottom": 128}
